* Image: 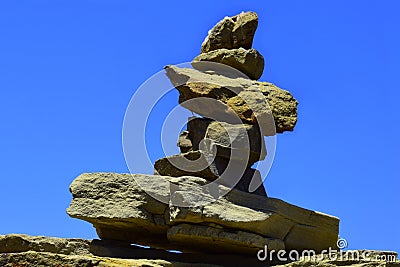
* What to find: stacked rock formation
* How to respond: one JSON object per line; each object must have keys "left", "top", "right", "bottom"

{"left": 1, "top": 12, "right": 399, "bottom": 267}
{"left": 155, "top": 11, "right": 298, "bottom": 197}
{"left": 64, "top": 12, "right": 340, "bottom": 259}
{"left": 1, "top": 11, "right": 398, "bottom": 267}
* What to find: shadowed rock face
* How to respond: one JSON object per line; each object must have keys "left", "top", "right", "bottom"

{"left": 66, "top": 172, "right": 339, "bottom": 256}
{"left": 178, "top": 117, "right": 266, "bottom": 165}
{"left": 201, "top": 11, "right": 258, "bottom": 53}
{"left": 154, "top": 151, "right": 267, "bottom": 197}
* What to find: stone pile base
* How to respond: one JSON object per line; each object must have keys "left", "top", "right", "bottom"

{"left": 66, "top": 173, "right": 339, "bottom": 256}
{"left": 1, "top": 234, "right": 398, "bottom": 267}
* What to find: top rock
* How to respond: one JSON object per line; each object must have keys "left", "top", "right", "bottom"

{"left": 201, "top": 11, "right": 258, "bottom": 53}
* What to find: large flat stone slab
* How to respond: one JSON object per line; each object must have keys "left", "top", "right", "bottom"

{"left": 67, "top": 173, "right": 339, "bottom": 255}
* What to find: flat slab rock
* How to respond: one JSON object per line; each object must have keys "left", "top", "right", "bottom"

{"left": 165, "top": 65, "right": 298, "bottom": 134}
{"left": 67, "top": 172, "right": 339, "bottom": 256}
{"left": 1, "top": 234, "right": 398, "bottom": 267}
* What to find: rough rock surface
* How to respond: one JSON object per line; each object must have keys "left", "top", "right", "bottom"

{"left": 67, "top": 172, "right": 339, "bottom": 255}
{"left": 154, "top": 151, "right": 267, "bottom": 196}
{"left": 165, "top": 65, "right": 298, "bottom": 134}
{"left": 1, "top": 234, "right": 398, "bottom": 267}
{"left": 201, "top": 11, "right": 258, "bottom": 53}
{"left": 155, "top": 150, "right": 222, "bottom": 180}
{"left": 177, "top": 117, "right": 266, "bottom": 166}
{"left": 193, "top": 48, "right": 264, "bottom": 80}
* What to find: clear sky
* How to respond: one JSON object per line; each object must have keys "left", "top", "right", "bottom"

{"left": 0, "top": 0, "right": 399, "bottom": 254}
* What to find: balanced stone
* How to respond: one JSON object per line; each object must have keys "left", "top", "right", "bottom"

{"left": 154, "top": 151, "right": 267, "bottom": 196}
{"left": 178, "top": 117, "right": 266, "bottom": 166}
{"left": 201, "top": 11, "right": 258, "bottom": 53}
{"left": 67, "top": 172, "right": 340, "bottom": 255}
{"left": 165, "top": 65, "right": 298, "bottom": 134}
{"left": 193, "top": 48, "right": 265, "bottom": 80}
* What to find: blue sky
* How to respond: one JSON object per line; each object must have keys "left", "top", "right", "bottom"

{"left": 0, "top": 0, "right": 399, "bottom": 253}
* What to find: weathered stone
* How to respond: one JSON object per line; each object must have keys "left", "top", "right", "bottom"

{"left": 205, "top": 120, "right": 265, "bottom": 164}
{"left": 67, "top": 173, "right": 171, "bottom": 250}
{"left": 177, "top": 130, "right": 192, "bottom": 153}
{"left": 0, "top": 234, "right": 92, "bottom": 256}
{"left": 0, "top": 251, "right": 175, "bottom": 267}
{"left": 178, "top": 117, "right": 266, "bottom": 166}
{"left": 231, "top": 12, "right": 259, "bottom": 50}
{"left": 193, "top": 48, "right": 264, "bottom": 80}
{"left": 201, "top": 12, "right": 258, "bottom": 53}
{"left": 1, "top": 234, "right": 398, "bottom": 267}
{"left": 169, "top": 186, "right": 339, "bottom": 253}
{"left": 164, "top": 65, "right": 298, "bottom": 134}
{"left": 154, "top": 151, "right": 267, "bottom": 197}
{"left": 155, "top": 151, "right": 220, "bottom": 181}
{"left": 67, "top": 173, "right": 339, "bottom": 255}
{"left": 167, "top": 223, "right": 284, "bottom": 255}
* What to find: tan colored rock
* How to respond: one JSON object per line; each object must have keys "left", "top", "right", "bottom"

{"left": 67, "top": 172, "right": 171, "bottom": 250}
{"left": 177, "top": 117, "right": 266, "bottom": 166}
{"left": 0, "top": 234, "right": 92, "bottom": 255}
{"left": 167, "top": 223, "right": 284, "bottom": 254}
{"left": 177, "top": 130, "right": 192, "bottom": 153}
{"left": 201, "top": 12, "right": 258, "bottom": 53}
{"left": 67, "top": 173, "right": 339, "bottom": 255}
{"left": 164, "top": 65, "right": 298, "bottom": 134}
{"left": 0, "top": 251, "right": 174, "bottom": 267}
{"left": 154, "top": 151, "right": 267, "bottom": 196}
{"left": 1, "top": 234, "right": 398, "bottom": 266}
{"left": 193, "top": 48, "right": 264, "bottom": 80}
{"left": 169, "top": 188, "right": 339, "bottom": 253}
{"left": 154, "top": 150, "right": 220, "bottom": 180}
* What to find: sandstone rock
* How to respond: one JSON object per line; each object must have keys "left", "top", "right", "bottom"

{"left": 154, "top": 151, "right": 267, "bottom": 196}
{"left": 67, "top": 173, "right": 339, "bottom": 255}
{"left": 1, "top": 234, "right": 398, "bottom": 267}
{"left": 201, "top": 12, "right": 258, "bottom": 53}
{"left": 67, "top": 173, "right": 171, "bottom": 250}
{"left": 0, "top": 251, "right": 175, "bottom": 267}
{"left": 170, "top": 186, "right": 339, "bottom": 253}
{"left": 0, "top": 234, "right": 92, "bottom": 256}
{"left": 167, "top": 223, "right": 284, "bottom": 255}
{"left": 154, "top": 150, "right": 221, "bottom": 181}
{"left": 231, "top": 12, "right": 259, "bottom": 50}
{"left": 177, "top": 130, "right": 192, "bottom": 153}
{"left": 164, "top": 65, "right": 298, "bottom": 134}
{"left": 178, "top": 117, "right": 266, "bottom": 166}
{"left": 193, "top": 48, "right": 265, "bottom": 80}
